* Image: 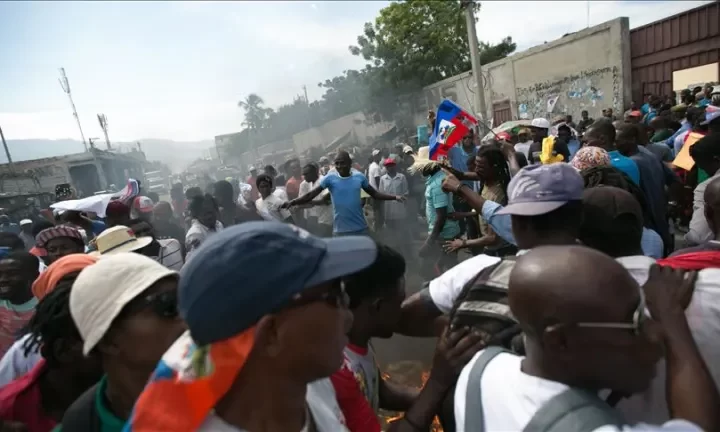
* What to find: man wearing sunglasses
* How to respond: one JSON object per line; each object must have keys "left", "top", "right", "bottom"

{"left": 60, "top": 253, "right": 185, "bottom": 431}
{"left": 454, "top": 245, "right": 719, "bottom": 432}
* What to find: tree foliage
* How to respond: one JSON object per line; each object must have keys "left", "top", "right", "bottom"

{"left": 233, "top": 1, "right": 517, "bottom": 155}
{"left": 237, "top": 93, "right": 273, "bottom": 130}
{"left": 349, "top": 0, "right": 481, "bottom": 92}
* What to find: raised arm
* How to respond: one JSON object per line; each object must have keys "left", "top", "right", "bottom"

{"left": 284, "top": 185, "right": 325, "bottom": 209}
{"left": 363, "top": 185, "right": 405, "bottom": 202}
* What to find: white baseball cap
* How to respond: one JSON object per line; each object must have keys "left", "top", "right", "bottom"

{"left": 531, "top": 118, "right": 551, "bottom": 129}
{"left": 19, "top": 219, "right": 32, "bottom": 226}
{"left": 70, "top": 253, "right": 178, "bottom": 355}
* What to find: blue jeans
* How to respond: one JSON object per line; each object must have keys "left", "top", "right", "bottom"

{"left": 334, "top": 229, "right": 370, "bottom": 237}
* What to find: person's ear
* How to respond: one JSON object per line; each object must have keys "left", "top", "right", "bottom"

{"left": 542, "top": 326, "right": 569, "bottom": 352}
{"left": 255, "top": 315, "right": 282, "bottom": 358}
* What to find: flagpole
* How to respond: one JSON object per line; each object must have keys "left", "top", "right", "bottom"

{"left": 463, "top": 0, "right": 488, "bottom": 126}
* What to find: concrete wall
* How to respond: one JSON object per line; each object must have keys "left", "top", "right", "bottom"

{"left": 399, "top": 17, "right": 631, "bottom": 126}
{"left": 292, "top": 112, "right": 394, "bottom": 155}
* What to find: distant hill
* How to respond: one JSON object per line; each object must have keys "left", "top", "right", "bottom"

{"left": 1, "top": 138, "right": 213, "bottom": 172}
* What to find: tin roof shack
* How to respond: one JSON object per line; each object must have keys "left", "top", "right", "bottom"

{"left": 631, "top": 2, "right": 720, "bottom": 103}
{"left": 0, "top": 149, "right": 146, "bottom": 197}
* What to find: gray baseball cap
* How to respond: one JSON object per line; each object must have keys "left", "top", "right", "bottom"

{"left": 496, "top": 163, "right": 584, "bottom": 216}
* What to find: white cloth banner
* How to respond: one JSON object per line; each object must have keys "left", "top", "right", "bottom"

{"left": 50, "top": 193, "right": 114, "bottom": 217}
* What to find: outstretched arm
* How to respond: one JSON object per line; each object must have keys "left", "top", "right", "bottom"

{"left": 363, "top": 185, "right": 404, "bottom": 202}
{"left": 284, "top": 185, "right": 325, "bottom": 208}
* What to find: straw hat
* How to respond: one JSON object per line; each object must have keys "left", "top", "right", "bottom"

{"left": 408, "top": 146, "right": 443, "bottom": 175}
{"left": 89, "top": 225, "right": 152, "bottom": 257}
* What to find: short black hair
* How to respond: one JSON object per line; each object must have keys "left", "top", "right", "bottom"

{"left": 213, "top": 180, "right": 234, "bottom": 202}
{"left": 189, "top": 194, "right": 218, "bottom": 218}
{"left": 31, "top": 219, "right": 55, "bottom": 238}
{"left": 23, "top": 273, "right": 82, "bottom": 366}
{"left": 303, "top": 162, "right": 319, "bottom": 173}
{"left": 690, "top": 133, "right": 720, "bottom": 163}
{"left": 345, "top": 243, "right": 405, "bottom": 309}
{"left": 256, "top": 174, "right": 273, "bottom": 187}
{"left": 0, "top": 233, "right": 25, "bottom": 251}
{"left": 587, "top": 119, "right": 616, "bottom": 143}
{"left": 580, "top": 212, "right": 643, "bottom": 258}
{"left": 263, "top": 165, "right": 277, "bottom": 177}
{"left": 2, "top": 251, "right": 40, "bottom": 280}
{"left": 185, "top": 187, "right": 203, "bottom": 200}
{"left": 581, "top": 166, "right": 655, "bottom": 231}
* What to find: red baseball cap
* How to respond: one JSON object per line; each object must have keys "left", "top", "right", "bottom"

{"left": 383, "top": 158, "right": 397, "bottom": 166}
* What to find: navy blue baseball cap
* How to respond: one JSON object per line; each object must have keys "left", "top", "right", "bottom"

{"left": 179, "top": 221, "right": 377, "bottom": 345}
{"left": 497, "top": 163, "right": 584, "bottom": 216}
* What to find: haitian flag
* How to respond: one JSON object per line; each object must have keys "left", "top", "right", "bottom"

{"left": 428, "top": 99, "right": 478, "bottom": 160}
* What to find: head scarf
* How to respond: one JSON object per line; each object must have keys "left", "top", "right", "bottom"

{"left": 35, "top": 225, "right": 84, "bottom": 249}
{"left": 31, "top": 254, "right": 97, "bottom": 299}
{"left": 571, "top": 147, "right": 611, "bottom": 171}
{"left": 125, "top": 329, "right": 255, "bottom": 431}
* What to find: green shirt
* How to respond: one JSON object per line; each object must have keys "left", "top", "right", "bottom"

{"left": 424, "top": 170, "right": 461, "bottom": 240}
{"left": 53, "top": 376, "right": 126, "bottom": 432}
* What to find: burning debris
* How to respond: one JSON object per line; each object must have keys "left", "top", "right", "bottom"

{"left": 379, "top": 365, "right": 443, "bottom": 431}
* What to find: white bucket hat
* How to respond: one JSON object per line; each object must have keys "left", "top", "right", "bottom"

{"left": 90, "top": 225, "right": 152, "bottom": 257}
{"left": 70, "top": 253, "right": 178, "bottom": 354}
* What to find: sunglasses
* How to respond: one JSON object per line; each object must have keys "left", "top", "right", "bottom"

{"left": 122, "top": 290, "right": 179, "bottom": 319}
{"left": 288, "top": 279, "right": 350, "bottom": 309}
{"left": 547, "top": 288, "right": 648, "bottom": 336}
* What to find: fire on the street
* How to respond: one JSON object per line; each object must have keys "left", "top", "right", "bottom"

{"left": 380, "top": 370, "right": 443, "bottom": 431}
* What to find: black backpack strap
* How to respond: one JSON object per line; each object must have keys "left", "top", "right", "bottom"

{"left": 464, "top": 346, "right": 513, "bottom": 432}
{"left": 522, "top": 388, "right": 625, "bottom": 432}
{"left": 61, "top": 384, "right": 102, "bottom": 432}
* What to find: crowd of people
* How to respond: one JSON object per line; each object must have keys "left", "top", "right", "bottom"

{"left": 0, "top": 85, "right": 717, "bottom": 432}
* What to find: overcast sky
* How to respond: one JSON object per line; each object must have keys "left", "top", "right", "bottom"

{"left": 0, "top": 0, "right": 711, "bottom": 142}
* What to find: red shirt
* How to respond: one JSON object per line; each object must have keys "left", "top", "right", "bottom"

{"left": 329, "top": 344, "right": 381, "bottom": 432}
{"left": 285, "top": 176, "right": 302, "bottom": 200}
{"left": 0, "top": 360, "right": 57, "bottom": 432}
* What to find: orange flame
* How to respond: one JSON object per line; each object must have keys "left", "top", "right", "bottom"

{"left": 381, "top": 370, "right": 443, "bottom": 431}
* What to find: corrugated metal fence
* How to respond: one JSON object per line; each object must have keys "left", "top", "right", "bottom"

{"left": 630, "top": 1, "right": 720, "bottom": 103}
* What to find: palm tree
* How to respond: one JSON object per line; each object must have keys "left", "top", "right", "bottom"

{"left": 238, "top": 94, "right": 269, "bottom": 131}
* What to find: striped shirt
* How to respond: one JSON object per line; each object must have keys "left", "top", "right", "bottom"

{"left": 0, "top": 298, "right": 37, "bottom": 357}
{"left": 155, "top": 239, "right": 183, "bottom": 271}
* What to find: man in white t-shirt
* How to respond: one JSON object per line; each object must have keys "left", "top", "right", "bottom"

{"left": 299, "top": 163, "right": 333, "bottom": 237}
{"left": 454, "top": 246, "right": 717, "bottom": 432}
{"left": 397, "top": 163, "right": 584, "bottom": 336}
{"left": 255, "top": 174, "right": 293, "bottom": 223}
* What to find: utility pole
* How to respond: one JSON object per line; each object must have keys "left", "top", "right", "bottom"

{"left": 462, "top": 1, "right": 488, "bottom": 124}
{"left": 97, "top": 114, "right": 112, "bottom": 150}
{"left": 302, "top": 85, "right": 312, "bottom": 129}
{"left": 0, "top": 125, "right": 13, "bottom": 165}
{"left": 58, "top": 67, "right": 88, "bottom": 151}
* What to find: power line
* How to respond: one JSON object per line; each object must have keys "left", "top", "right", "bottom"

{"left": 58, "top": 67, "right": 88, "bottom": 151}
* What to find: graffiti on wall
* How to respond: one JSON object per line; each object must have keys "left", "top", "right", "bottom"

{"left": 515, "top": 66, "right": 620, "bottom": 119}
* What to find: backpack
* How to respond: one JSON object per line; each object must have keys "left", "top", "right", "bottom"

{"left": 449, "top": 257, "right": 524, "bottom": 351}
{"left": 60, "top": 384, "right": 102, "bottom": 432}
{"left": 464, "top": 347, "right": 626, "bottom": 432}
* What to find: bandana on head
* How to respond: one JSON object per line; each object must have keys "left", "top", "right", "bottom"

{"left": 31, "top": 254, "right": 97, "bottom": 300}
{"left": 571, "top": 147, "right": 611, "bottom": 172}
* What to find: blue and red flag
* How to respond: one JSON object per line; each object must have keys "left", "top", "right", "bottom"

{"left": 428, "top": 99, "right": 478, "bottom": 160}
{"left": 113, "top": 178, "right": 140, "bottom": 205}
